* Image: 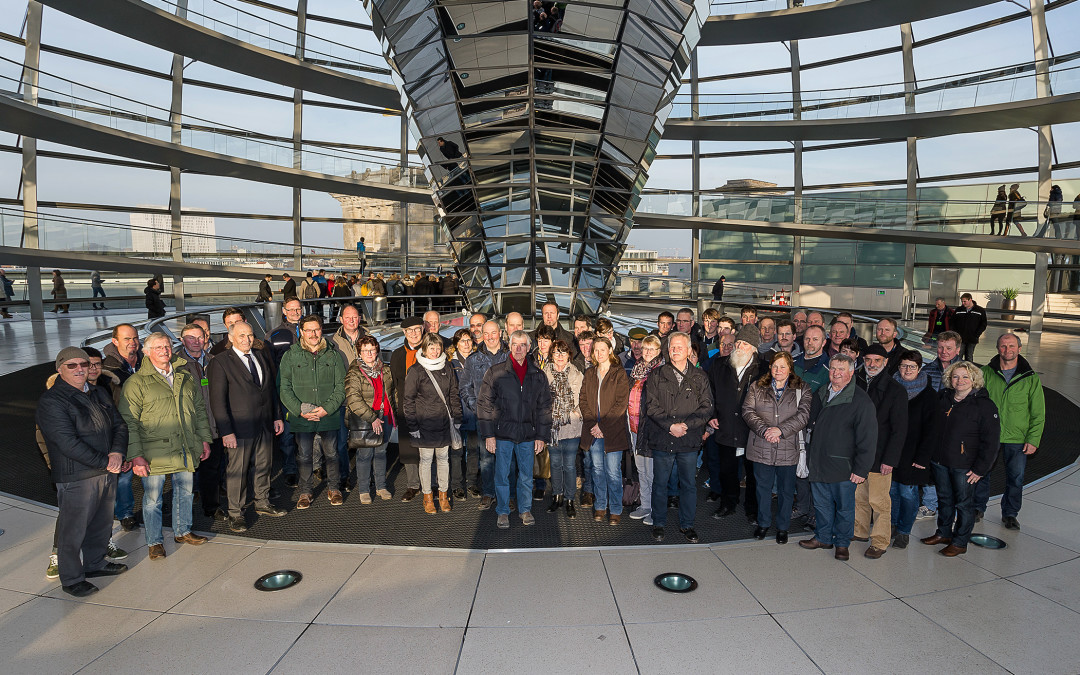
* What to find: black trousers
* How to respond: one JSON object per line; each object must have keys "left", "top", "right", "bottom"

{"left": 55, "top": 473, "right": 116, "bottom": 586}
{"left": 198, "top": 438, "right": 225, "bottom": 513}
{"left": 716, "top": 443, "right": 758, "bottom": 515}
{"left": 962, "top": 342, "right": 977, "bottom": 362}
{"left": 226, "top": 428, "right": 273, "bottom": 518}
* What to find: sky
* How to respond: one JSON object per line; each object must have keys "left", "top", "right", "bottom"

{"left": 1, "top": 0, "right": 1078, "bottom": 260}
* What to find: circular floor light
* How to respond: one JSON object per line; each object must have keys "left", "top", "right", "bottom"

{"left": 654, "top": 572, "right": 698, "bottom": 593}
{"left": 969, "top": 534, "right": 1007, "bottom": 550}
{"left": 255, "top": 570, "right": 302, "bottom": 591}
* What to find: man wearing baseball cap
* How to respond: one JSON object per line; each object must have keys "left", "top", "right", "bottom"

{"left": 37, "top": 347, "right": 130, "bottom": 597}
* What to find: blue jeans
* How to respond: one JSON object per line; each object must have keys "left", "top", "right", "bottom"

{"left": 114, "top": 469, "right": 134, "bottom": 520}
{"left": 973, "top": 442, "right": 1025, "bottom": 518}
{"left": 92, "top": 286, "right": 106, "bottom": 299}
{"left": 582, "top": 446, "right": 593, "bottom": 494}
{"left": 336, "top": 409, "right": 350, "bottom": 482}
{"left": 550, "top": 437, "right": 579, "bottom": 500}
{"left": 588, "top": 439, "right": 623, "bottom": 515}
{"left": 142, "top": 471, "right": 194, "bottom": 546}
{"left": 754, "top": 462, "right": 796, "bottom": 531}
{"left": 479, "top": 441, "right": 496, "bottom": 497}
{"left": 280, "top": 403, "right": 297, "bottom": 476}
{"left": 495, "top": 439, "right": 534, "bottom": 515}
{"left": 890, "top": 481, "right": 920, "bottom": 535}
{"left": 651, "top": 450, "right": 696, "bottom": 529}
{"left": 921, "top": 484, "right": 938, "bottom": 511}
{"left": 933, "top": 462, "right": 977, "bottom": 547}
{"left": 811, "top": 480, "right": 857, "bottom": 548}
{"left": 355, "top": 441, "right": 388, "bottom": 492}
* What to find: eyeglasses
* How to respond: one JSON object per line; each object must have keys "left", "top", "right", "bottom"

{"left": 898, "top": 364, "right": 919, "bottom": 372}
{"left": 149, "top": 346, "right": 171, "bottom": 352}
{"left": 301, "top": 328, "right": 321, "bottom": 335}
{"left": 88, "top": 362, "right": 102, "bottom": 370}
{"left": 63, "top": 361, "right": 90, "bottom": 370}
{"left": 360, "top": 348, "right": 379, "bottom": 354}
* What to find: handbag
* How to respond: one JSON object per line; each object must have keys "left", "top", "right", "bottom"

{"left": 795, "top": 388, "right": 810, "bottom": 479}
{"left": 535, "top": 445, "right": 551, "bottom": 480}
{"left": 347, "top": 411, "right": 384, "bottom": 449}
{"left": 423, "top": 367, "right": 463, "bottom": 450}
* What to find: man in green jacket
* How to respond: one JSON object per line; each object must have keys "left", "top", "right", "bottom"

{"left": 119, "top": 332, "right": 212, "bottom": 561}
{"left": 279, "top": 314, "right": 346, "bottom": 510}
{"left": 975, "top": 333, "right": 1045, "bottom": 530}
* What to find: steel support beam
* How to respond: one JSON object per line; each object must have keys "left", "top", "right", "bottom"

{"left": 1030, "top": 0, "right": 1051, "bottom": 331}
{"left": 292, "top": 0, "right": 307, "bottom": 272}
{"left": 690, "top": 50, "right": 700, "bottom": 301}
{"left": 789, "top": 29, "right": 803, "bottom": 307}
{"left": 21, "top": 1, "right": 44, "bottom": 321}
{"left": 168, "top": 0, "right": 188, "bottom": 313}
{"left": 901, "top": 23, "right": 917, "bottom": 322}
{"left": 0, "top": 245, "right": 292, "bottom": 279}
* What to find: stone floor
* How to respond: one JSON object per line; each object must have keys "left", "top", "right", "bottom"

{"left": 1, "top": 308, "right": 1078, "bottom": 673}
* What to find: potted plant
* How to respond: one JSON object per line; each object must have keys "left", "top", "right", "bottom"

{"left": 999, "top": 287, "right": 1019, "bottom": 321}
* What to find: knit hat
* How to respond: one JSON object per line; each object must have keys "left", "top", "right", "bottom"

{"left": 55, "top": 346, "right": 90, "bottom": 371}
{"left": 735, "top": 324, "right": 761, "bottom": 349}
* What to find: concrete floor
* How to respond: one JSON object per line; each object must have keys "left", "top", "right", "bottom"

{"left": 1, "top": 308, "right": 1078, "bottom": 674}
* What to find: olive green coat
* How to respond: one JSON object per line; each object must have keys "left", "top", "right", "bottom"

{"left": 278, "top": 338, "right": 346, "bottom": 432}
{"left": 118, "top": 356, "right": 212, "bottom": 474}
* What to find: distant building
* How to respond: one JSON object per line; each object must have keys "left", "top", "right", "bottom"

{"left": 130, "top": 208, "right": 216, "bottom": 254}
{"left": 331, "top": 167, "right": 443, "bottom": 255}
{"left": 717, "top": 179, "right": 786, "bottom": 195}
{"left": 618, "top": 248, "right": 663, "bottom": 275}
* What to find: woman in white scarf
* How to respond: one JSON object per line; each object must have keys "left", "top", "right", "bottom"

{"left": 403, "top": 332, "right": 463, "bottom": 514}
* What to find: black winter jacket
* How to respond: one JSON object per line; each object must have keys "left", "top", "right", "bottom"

{"left": 934, "top": 388, "right": 1000, "bottom": 477}
{"left": 145, "top": 285, "right": 166, "bottom": 318}
{"left": 806, "top": 382, "right": 877, "bottom": 483}
{"left": 708, "top": 353, "right": 769, "bottom": 447}
{"left": 952, "top": 304, "right": 988, "bottom": 346}
{"left": 891, "top": 382, "right": 942, "bottom": 486}
{"left": 640, "top": 363, "right": 713, "bottom": 453}
{"left": 404, "top": 362, "right": 462, "bottom": 448}
{"left": 857, "top": 370, "right": 909, "bottom": 472}
{"left": 477, "top": 357, "right": 552, "bottom": 443}
{"left": 37, "top": 378, "right": 128, "bottom": 484}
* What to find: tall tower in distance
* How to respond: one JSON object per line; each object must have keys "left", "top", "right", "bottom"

{"left": 331, "top": 167, "right": 441, "bottom": 259}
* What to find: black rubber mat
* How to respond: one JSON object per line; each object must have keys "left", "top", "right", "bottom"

{"left": 5, "top": 362, "right": 1078, "bottom": 548}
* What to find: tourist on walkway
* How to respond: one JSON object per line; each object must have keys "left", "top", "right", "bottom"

{"left": 38, "top": 347, "right": 130, "bottom": 596}
{"left": 627, "top": 335, "right": 663, "bottom": 523}
{"left": 345, "top": 335, "right": 395, "bottom": 504}
{"left": 144, "top": 278, "right": 165, "bottom": 319}
{"left": 922, "top": 361, "right": 1000, "bottom": 556}
{"left": 543, "top": 339, "right": 583, "bottom": 518}
{"left": 119, "top": 332, "right": 212, "bottom": 560}
{"left": 974, "top": 333, "right": 1044, "bottom": 530}
{"left": 404, "top": 332, "right": 462, "bottom": 515}
{"left": 799, "top": 354, "right": 876, "bottom": 562}
{"left": 51, "top": 269, "right": 69, "bottom": 313}
{"left": 741, "top": 351, "right": 812, "bottom": 545}
{"left": 952, "top": 294, "right": 987, "bottom": 362}
{"left": 890, "top": 350, "right": 941, "bottom": 549}
{"left": 477, "top": 330, "right": 552, "bottom": 529}
{"left": 643, "top": 332, "right": 713, "bottom": 543}
{"left": 579, "top": 337, "right": 630, "bottom": 525}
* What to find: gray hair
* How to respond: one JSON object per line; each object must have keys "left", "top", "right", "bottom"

{"left": 829, "top": 353, "right": 855, "bottom": 369}
{"left": 508, "top": 330, "right": 532, "bottom": 349}
{"left": 142, "top": 331, "right": 172, "bottom": 351}
{"left": 668, "top": 331, "right": 691, "bottom": 349}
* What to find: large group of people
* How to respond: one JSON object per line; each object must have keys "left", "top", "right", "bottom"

{"left": 37, "top": 293, "right": 1046, "bottom": 597}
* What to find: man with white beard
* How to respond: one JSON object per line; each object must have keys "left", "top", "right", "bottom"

{"left": 853, "top": 344, "right": 908, "bottom": 559}
{"left": 706, "top": 325, "right": 769, "bottom": 523}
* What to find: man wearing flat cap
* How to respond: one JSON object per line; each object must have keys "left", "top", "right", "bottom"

{"left": 390, "top": 316, "right": 426, "bottom": 501}
{"left": 37, "top": 347, "right": 130, "bottom": 597}
{"left": 853, "top": 343, "right": 908, "bottom": 559}
{"left": 706, "top": 324, "right": 769, "bottom": 522}
{"left": 621, "top": 327, "right": 649, "bottom": 376}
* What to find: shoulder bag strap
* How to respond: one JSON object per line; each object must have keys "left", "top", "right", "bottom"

{"left": 423, "top": 367, "right": 454, "bottom": 421}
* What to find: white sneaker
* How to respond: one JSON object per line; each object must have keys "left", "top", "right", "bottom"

{"left": 629, "top": 507, "right": 651, "bottom": 520}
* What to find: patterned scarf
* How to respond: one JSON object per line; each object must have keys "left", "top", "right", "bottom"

{"left": 893, "top": 370, "right": 928, "bottom": 400}
{"left": 549, "top": 366, "right": 577, "bottom": 443}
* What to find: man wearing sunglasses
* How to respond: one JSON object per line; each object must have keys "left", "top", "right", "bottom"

{"left": 37, "top": 347, "right": 130, "bottom": 597}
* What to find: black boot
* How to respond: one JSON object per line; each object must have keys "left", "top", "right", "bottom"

{"left": 546, "top": 495, "right": 564, "bottom": 513}
{"left": 566, "top": 500, "right": 576, "bottom": 519}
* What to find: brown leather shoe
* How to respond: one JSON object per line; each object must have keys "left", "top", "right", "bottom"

{"left": 174, "top": 532, "right": 207, "bottom": 546}
{"left": 401, "top": 487, "right": 421, "bottom": 502}
{"left": 328, "top": 490, "right": 343, "bottom": 506}
{"left": 609, "top": 514, "right": 621, "bottom": 525}
{"left": 834, "top": 546, "right": 850, "bottom": 561}
{"left": 296, "top": 494, "right": 312, "bottom": 510}
{"left": 921, "top": 534, "right": 952, "bottom": 546}
{"left": 798, "top": 538, "right": 834, "bottom": 550}
{"left": 594, "top": 509, "right": 606, "bottom": 522}
{"left": 148, "top": 543, "right": 166, "bottom": 560}
{"left": 438, "top": 491, "right": 451, "bottom": 513}
{"left": 864, "top": 546, "right": 886, "bottom": 559}
{"left": 423, "top": 492, "right": 436, "bottom": 515}
{"left": 939, "top": 544, "right": 968, "bottom": 557}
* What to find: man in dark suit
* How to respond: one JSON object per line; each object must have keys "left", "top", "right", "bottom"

{"left": 281, "top": 273, "right": 296, "bottom": 301}
{"left": 208, "top": 321, "right": 286, "bottom": 532}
